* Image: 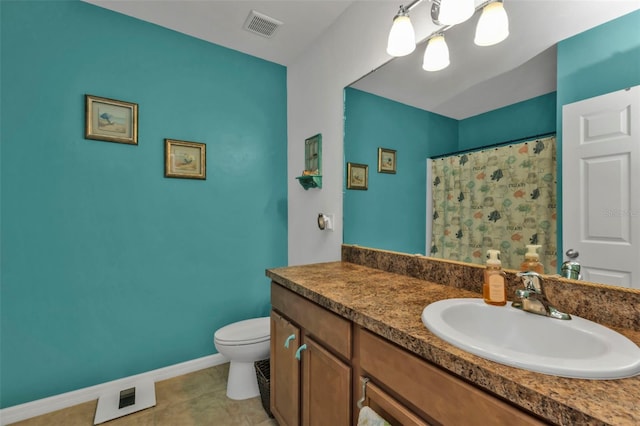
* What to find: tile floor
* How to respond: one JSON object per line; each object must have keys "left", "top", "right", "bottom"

{"left": 11, "top": 363, "right": 278, "bottom": 426}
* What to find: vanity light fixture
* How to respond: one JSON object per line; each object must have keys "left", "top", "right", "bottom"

{"left": 433, "top": 0, "right": 475, "bottom": 26}
{"left": 474, "top": 0, "right": 509, "bottom": 46}
{"left": 422, "top": 33, "right": 450, "bottom": 71}
{"left": 386, "top": 5, "right": 416, "bottom": 56}
{"left": 387, "top": 0, "right": 509, "bottom": 72}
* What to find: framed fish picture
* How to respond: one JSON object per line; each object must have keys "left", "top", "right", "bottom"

{"left": 164, "top": 139, "right": 206, "bottom": 180}
{"left": 85, "top": 95, "right": 138, "bottom": 145}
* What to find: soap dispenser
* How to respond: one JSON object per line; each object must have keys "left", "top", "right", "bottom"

{"left": 520, "top": 244, "right": 543, "bottom": 274}
{"left": 483, "top": 250, "right": 506, "bottom": 306}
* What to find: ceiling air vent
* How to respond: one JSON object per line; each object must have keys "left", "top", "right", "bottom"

{"left": 243, "top": 10, "right": 283, "bottom": 38}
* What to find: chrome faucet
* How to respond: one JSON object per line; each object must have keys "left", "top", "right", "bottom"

{"left": 513, "top": 271, "right": 571, "bottom": 320}
{"left": 561, "top": 249, "right": 581, "bottom": 279}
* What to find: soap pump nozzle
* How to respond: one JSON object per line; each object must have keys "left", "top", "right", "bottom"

{"left": 486, "top": 249, "right": 501, "bottom": 266}
{"left": 521, "top": 244, "right": 544, "bottom": 273}
{"left": 525, "top": 244, "right": 541, "bottom": 260}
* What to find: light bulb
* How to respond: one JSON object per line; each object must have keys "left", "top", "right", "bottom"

{"left": 387, "top": 13, "right": 416, "bottom": 57}
{"left": 422, "top": 35, "right": 450, "bottom": 72}
{"left": 438, "top": 0, "right": 475, "bottom": 26}
{"left": 475, "top": 1, "right": 509, "bottom": 46}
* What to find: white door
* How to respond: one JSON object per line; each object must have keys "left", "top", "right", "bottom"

{"left": 562, "top": 86, "right": 640, "bottom": 288}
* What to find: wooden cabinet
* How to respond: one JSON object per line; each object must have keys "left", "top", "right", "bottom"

{"left": 301, "top": 336, "right": 351, "bottom": 425}
{"left": 357, "top": 378, "right": 430, "bottom": 426}
{"left": 270, "top": 281, "right": 544, "bottom": 426}
{"left": 356, "top": 328, "right": 546, "bottom": 426}
{"left": 270, "top": 283, "right": 352, "bottom": 426}
{"left": 270, "top": 311, "right": 300, "bottom": 425}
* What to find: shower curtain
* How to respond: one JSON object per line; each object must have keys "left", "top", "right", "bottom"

{"left": 430, "top": 136, "right": 557, "bottom": 272}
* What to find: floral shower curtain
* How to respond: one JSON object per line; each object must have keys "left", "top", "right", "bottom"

{"left": 430, "top": 136, "right": 557, "bottom": 272}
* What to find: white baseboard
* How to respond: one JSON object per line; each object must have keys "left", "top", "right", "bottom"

{"left": 0, "top": 354, "right": 227, "bottom": 425}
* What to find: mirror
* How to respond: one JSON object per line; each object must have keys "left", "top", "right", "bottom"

{"left": 296, "top": 133, "right": 322, "bottom": 190}
{"left": 305, "top": 133, "right": 321, "bottom": 174}
{"left": 343, "top": 2, "right": 640, "bottom": 288}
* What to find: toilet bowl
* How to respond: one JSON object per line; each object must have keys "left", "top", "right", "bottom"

{"left": 214, "top": 317, "right": 270, "bottom": 400}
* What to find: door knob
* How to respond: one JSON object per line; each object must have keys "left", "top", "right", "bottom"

{"left": 565, "top": 249, "right": 579, "bottom": 259}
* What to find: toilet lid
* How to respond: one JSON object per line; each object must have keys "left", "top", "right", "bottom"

{"left": 214, "top": 316, "right": 270, "bottom": 345}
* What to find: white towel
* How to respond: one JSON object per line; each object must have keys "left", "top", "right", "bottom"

{"left": 358, "top": 406, "right": 391, "bottom": 426}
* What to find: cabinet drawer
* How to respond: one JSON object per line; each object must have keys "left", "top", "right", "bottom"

{"left": 271, "top": 282, "right": 351, "bottom": 359}
{"left": 359, "top": 329, "right": 545, "bottom": 426}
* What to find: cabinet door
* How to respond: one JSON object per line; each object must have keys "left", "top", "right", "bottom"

{"left": 271, "top": 311, "right": 301, "bottom": 426}
{"left": 360, "top": 379, "right": 430, "bottom": 426}
{"left": 301, "top": 335, "right": 351, "bottom": 426}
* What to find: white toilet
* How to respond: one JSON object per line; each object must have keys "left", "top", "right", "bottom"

{"left": 214, "top": 316, "right": 270, "bottom": 400}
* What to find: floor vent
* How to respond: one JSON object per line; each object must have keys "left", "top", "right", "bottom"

{"left": 243, "top": 10, "right": 283, "bottom": 38}
{"left": 94, "top": 379, "right": 155, "bottom": 425}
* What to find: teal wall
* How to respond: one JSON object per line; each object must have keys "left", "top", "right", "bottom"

{"left": 344, "top": 89, "right": 553, "bottom": 255}
{"left": 343, "top": 88, "right": 457, "bottom": 254}
{"left": 0, "top": 0, "right": 287, "bottom": 408}
{"left": 459, "top": 92, "right": 556, "bottom": 150}
{"left": 556, "top": 9, "right": 640, "bottom": 265}
{"left": 557, "top": 10, "right": 640, "bottom": 108}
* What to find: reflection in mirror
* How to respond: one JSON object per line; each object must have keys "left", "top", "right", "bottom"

{"left": 343, "top": 6, "right": 640, "bottom": 289}
{"left": 305, "top": 134, "right": 321, "bottom": 174}
{"left": 428, "top": 135, "right": 557, "bottom": 273}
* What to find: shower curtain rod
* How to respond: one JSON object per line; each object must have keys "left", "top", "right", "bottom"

{"left": 430, "top": 131, "right": 556, "bottom": 160}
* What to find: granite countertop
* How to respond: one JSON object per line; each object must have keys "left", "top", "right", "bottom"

{"left": 266, "top": 261, "right": 640, "bottom": 426}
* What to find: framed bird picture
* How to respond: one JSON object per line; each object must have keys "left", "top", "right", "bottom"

{"left": 346, "top": 162, "right": 368, "bottom": 190}
{"left": 377, "top": 147, "right": 396, "bottom": 173}
{"left": 85, "top": 94, "right": 138, "bottom": 145}
{"left": 164, "top": 139, "right": 206, "bottom": 180}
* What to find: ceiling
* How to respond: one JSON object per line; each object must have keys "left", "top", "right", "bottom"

{"left": 83, "top": 0, "right": 356, "bottom": 66}
{"left": 84, "top": 0, "right": 639, "bottom": 119}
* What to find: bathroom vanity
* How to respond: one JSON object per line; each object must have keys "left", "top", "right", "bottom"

{"left": 270, "top": 283, "right": 352, "bottom": 425}
{"left": 266, "top": 246, "right": 640, "bottom": 425}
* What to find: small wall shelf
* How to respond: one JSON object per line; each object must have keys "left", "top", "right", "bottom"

{"left": 296, "top": 175, "right": 322, "bottom": 190}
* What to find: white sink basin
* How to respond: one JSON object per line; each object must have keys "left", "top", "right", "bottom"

{"left": 421, "top": 298, "right": 640, "bottom": 379}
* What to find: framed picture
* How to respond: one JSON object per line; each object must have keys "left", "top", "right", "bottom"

{"left": 378, "top": 147, "right": 396, "bottom": 173}
{"left": 164, "top": 139, "right": 206, "bottom": 180}
{"left": 85, "top": 95, "right": 138, "bottom": 144}
{"left": 347, "top": 162, "right": 368, "bottom": 190}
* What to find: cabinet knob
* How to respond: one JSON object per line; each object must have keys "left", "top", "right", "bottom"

{"left": 284, "top": 334, "right": 296, "bottom": 349}
{"left": 295, "top": 344, "right": 307, "bottom": 361}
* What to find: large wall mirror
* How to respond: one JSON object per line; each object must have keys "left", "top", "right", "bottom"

{"left": 343, "top": 1, "right": 640, "bottom": 289}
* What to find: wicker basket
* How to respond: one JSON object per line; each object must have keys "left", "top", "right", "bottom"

{"left": 254, "top": 359, "right": 273, "bottom": 418}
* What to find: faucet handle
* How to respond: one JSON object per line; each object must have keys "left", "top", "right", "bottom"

{"left": 514, "top": 272, "right": 571, "bottom": 320}
{"left": 516, "top": 271, "right": 544, "bottom": 294}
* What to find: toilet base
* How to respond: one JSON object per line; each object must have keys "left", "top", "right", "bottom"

{"left": 226, "top": 361, "right": 260, "bottom": 400}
